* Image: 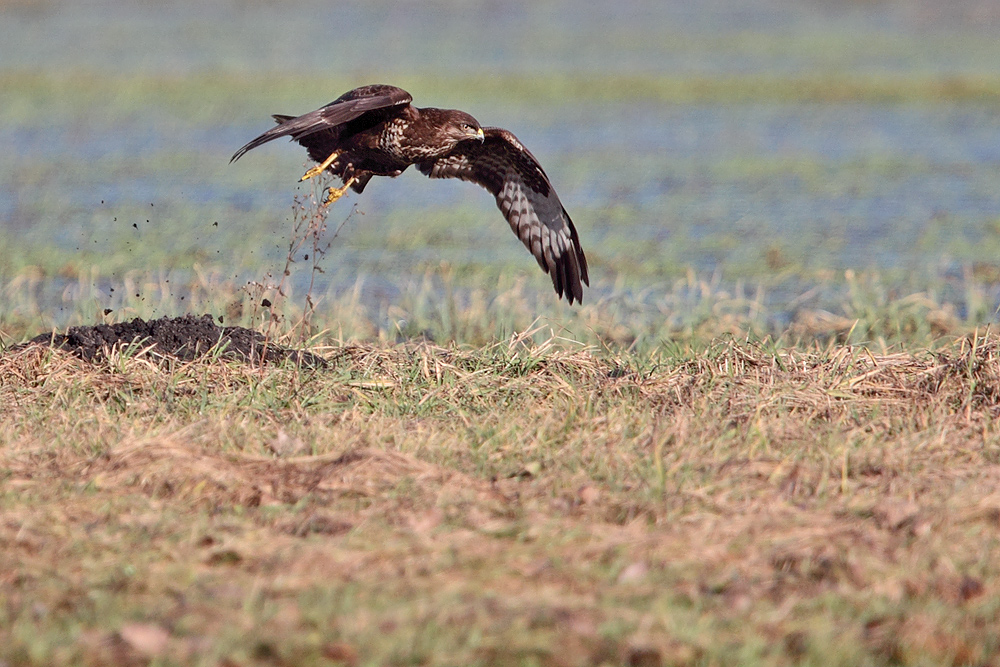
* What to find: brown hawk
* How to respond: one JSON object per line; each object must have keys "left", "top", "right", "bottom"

{"left": 231, "top": 84, "right": 589, "bottom": 304}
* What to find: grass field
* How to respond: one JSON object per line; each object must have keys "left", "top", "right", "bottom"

{"left": 5, "top": 2, "right": 1000, "bottom": 664}
{"left": 4, "top": 326, "right": 1000, "bottom": 666}
{"left": 5, "top": 93, "right": 1000, "bottom": 663}
{"left": 5, "top": 88, "right": 1000, "bottom": 664}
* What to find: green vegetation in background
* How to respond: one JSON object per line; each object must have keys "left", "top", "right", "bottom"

{"left": 6, "top": 70, "right": 1000, "bottom": 126}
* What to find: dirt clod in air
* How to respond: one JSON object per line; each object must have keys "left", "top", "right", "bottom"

{"left": 17, "top": 314, "right": 326, "bottom": 367}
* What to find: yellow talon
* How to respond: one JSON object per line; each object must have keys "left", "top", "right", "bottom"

{"left": 300, "top": 151, "right": 340, "bottom": 182}
{"left": 323, "top": 176, "right": 357, "bottom": 206}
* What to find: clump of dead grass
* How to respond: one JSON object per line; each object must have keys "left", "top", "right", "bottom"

{"left": 3, "top": 332, "right": 1000, "bottom": 666}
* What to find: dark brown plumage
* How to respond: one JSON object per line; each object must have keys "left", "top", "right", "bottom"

{"left": 231, "top": 84, "right": 589, "bottom": 304}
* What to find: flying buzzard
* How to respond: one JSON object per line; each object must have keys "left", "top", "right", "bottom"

{"left": 231, "top": 84, "right": 589, "bottom": 304}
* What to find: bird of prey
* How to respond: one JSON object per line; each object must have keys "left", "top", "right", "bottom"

{"left": 231, "top": 84, "right": 589, "bottom": 304}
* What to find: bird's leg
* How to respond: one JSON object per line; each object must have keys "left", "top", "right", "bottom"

{"left": 323, "top": 176, "right": 357, "bottom": 206}
{"left": 300, "top": 151, "right": 340, "bottom": 182}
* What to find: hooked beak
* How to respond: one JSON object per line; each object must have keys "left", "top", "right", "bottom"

{"left": 470, "top": 127, "right": 485, "bottom": 142}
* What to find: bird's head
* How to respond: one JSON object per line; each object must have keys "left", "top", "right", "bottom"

{"left": 443, "top": 111, "right": 485, "bottom": 144}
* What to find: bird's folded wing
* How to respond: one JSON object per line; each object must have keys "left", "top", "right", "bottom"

{"left": 417, "top": 128, "right": 589, "bottom": 304}
{"left": 231, "top": 85, "right": 412, "bottom": 162}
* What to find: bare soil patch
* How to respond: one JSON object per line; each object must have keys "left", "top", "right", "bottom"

{"left": 14, "top": 313, "right": 326, "bottom": 367}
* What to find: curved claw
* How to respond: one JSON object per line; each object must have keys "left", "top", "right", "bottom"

{"left": 300, "top": 151, "right": 340, "bottom": 182}
{"left": 323, "top": 176, "right": 358, "bottom": 206}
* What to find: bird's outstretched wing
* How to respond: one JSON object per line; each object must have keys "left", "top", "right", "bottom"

{"left": 230, "top": 84, "right": 412, "bottom": 162}
{"left": 417, "top": 128, "right": 589, "bottom": 304}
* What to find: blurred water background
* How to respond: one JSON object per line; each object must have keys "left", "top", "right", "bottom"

{"left": 3, "top": 0, "right": 1000, "bottom": 340}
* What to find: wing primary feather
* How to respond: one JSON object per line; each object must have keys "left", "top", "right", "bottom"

{"left": 418, "top": 127, "right": 588, "bottom": 303}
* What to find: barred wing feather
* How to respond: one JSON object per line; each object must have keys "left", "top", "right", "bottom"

{"left": 417, "top": 128, "right": 588, "bottom": 304}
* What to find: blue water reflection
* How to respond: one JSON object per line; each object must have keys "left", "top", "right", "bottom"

{"left": 3, "top": 0, "right": 1000, "bottom": 327}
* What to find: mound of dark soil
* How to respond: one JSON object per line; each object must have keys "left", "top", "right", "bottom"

{"left": 17, "top": 314, "right": 326, "bottom": 368}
